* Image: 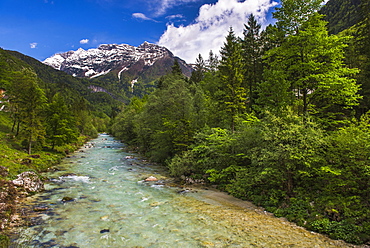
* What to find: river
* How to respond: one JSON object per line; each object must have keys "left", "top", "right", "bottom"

{"left": 11, "top": 134, "right": 354, "bottom": 247}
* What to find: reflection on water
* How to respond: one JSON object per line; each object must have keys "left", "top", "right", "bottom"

{"left": 11, "top": 134, "right": 352, "bottom": 247}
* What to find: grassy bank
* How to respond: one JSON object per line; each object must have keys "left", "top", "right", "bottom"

{"left": 0, "top": 112, "right": 90, "bottom": 180}
{"left": 0, "top": 111, "right": 92, "bottom": 244}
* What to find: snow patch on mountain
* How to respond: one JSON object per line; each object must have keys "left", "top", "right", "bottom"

{"left": 43, "top": 54, "right": 65, "bottom": 70}
{"left": 91, "top": 69, "right": 111, "bottom": 79}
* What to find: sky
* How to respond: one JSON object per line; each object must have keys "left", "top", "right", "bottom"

{"left": 0, "top": 0, "right": 281, "bottom": 63}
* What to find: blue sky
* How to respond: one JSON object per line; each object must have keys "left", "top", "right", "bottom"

{"left": 0, "top": 0, "right": 280, "bottom": 63}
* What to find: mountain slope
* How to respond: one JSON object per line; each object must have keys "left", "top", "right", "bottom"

{"left": 44, "top": 42, "right": 192, "bottom": 80}
{"left": 7, "top": 50, "right": 123, "bottom": 115}
{"left": 43, "top": 42, "right": 193, "bottom": 102}
{"left": 320, "top": 0, "right": 362, "bottom": 34}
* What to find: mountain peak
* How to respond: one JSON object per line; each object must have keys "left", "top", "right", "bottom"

{"left": 42, "top": 42, "right": 180, "bottom": 78}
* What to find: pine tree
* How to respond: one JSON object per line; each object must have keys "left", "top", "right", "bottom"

{"left": 242, "top": 14, "right": 264, "bottom": 112}
{"left": 218, "top": 27, "right": 246, "bottom": 132}
{"left": 171, "top": 59, "right": 183, "bottom": 76}
{"left": 190, "top": 54, "right": 206, "bottom": 84}
{"left": 207, "top": 50, "right": 219, "bottom": 73}
{"left": 8, "top": 70, "right": 46, "bottom": 154}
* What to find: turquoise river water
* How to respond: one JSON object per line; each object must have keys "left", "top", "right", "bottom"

{"left": 10, "top": 134, "right": 355, "bottom": 247}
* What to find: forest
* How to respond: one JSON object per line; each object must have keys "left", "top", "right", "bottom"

{"left": 0, "top": 48, "right": 114, "bottom": 176}
{"left": 111, "top": 0, "right": 370, "bottom": 244}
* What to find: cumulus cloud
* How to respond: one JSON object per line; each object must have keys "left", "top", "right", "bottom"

{"left": 132, "top": 13, "right": 157, "bottom": 22}
{"left": 80, "top": 39, "right": 89, "bottom": 44}
{"left": 30, "top": 43, "right": 38, "bottom": 49}
{"left": 158, "top": 0, "right": 278, "bottom": 63}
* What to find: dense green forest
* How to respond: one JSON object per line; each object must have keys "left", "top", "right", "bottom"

{"left": 320, "top": 0, "right": 362, "bottom": 34}
{"left": 0, "top": 48, "right": 115, "bottom": 176}
{"left": 111, "top": 0, "right": 370, "bottom": 244}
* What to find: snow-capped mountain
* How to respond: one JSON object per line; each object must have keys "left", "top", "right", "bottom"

{"left": 43, "top": 42, "right": 191, "bottom": 79}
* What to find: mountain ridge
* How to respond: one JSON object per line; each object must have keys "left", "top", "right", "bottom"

{"left": 43, "top": 41, "right": 192, "bottom": 80}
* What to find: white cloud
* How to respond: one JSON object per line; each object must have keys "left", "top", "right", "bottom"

{"left": 132, "top": 13, "right": 157, "bottom": 22}
{"left": 166, "top": 14, "right": 185, "bottom": 20}
{"left": 30, "top": 43, "right": 38, "bottom": 49}
{"left": 80, "top": 39, "right": 89, "bottom": 44}
{"left": 158, "top": 0, "right": 278, "bottom": 63}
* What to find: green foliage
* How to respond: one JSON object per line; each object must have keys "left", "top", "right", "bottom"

{"left": 218, "top": 28, "right": 247, "bottom": 131}
{"left": 310, "top": 219, "right": 363, "bottom": 244}
{"left": 320, "top": 0, "right": 362, "bottom": 34}
{"left": 349, "top": 4, "right": 370, "bottom": 116}
{"left": 260, "top": 13, "right": 360, "bottom": 128}
{"left": 143, "top": 75, "right": 199, "bottom": 162}
{"left": 0, "top": 234, "right": 10, "bottom": 247}
{"left": 171, "top": 59, "right": 183, "bottom": 76}
{"left": 273, "top": 0, "right": 323, "bottom": 36}
{"left": 8, "top": 70, "right": 47, "bottom": 154}
{"left": 45, "top": 93, "right": 79, "bottom": 149}
{"left": 0, "top": 111, "right": 89, "bottom": 179}
{"left": 190, "top": 54, "right": 206, "bottom": 84}
{"left": 251, "top": 112, "right": 325, "bottom": 195}
{"left": 111, "top": 96, "right": 147, "bottom": 143}
{"left": 0, "top": 47, "right": 105, "bottom": 190}
{"left": 242, "top": 14, "right": 264, "bottom": 112}
{"left": 112, "top": 73, "right": 204, "bottom": 163}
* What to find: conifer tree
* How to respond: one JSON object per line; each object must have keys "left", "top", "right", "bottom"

{"left": 190, "top": 54, "right": 206, "bottom": 84}
{"left": 171, "top": 59, "right": 182, "bottom": 76}
{"left": 207, "top": 50, "right": 219, "bottom": 73}
{"left": 218, "top": 27, "right": 246, "bottom": 132}
{"left": 242, "top": 14, "right": 264, "bottom": 112}
{"left": 8, "top": 70, "right": 46, "bottom": 154}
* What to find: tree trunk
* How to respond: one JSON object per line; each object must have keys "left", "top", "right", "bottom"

{"left": 303, "top": 88, "right": 308, "bottom": 118}
{"left": 16, "top": 121, "right": 20, "bottom": 137}
{"left": 286, "top": 170, "right": 294, "bottom": 197}
{"left": 11, "top": 119, "right": 16, "bottom": 133}
{"left": 28, "top": 130, "right": 33, "bottom": 155}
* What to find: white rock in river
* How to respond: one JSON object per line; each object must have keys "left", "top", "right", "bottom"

{"left": 145, "top": 176, "right": 158, "bottom": 182}
{"left": 12, "top": 171, "right": 44, "bottom": 193}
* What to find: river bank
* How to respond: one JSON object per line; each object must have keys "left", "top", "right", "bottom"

{"left": 7, "top": 134, "right": 367, "bottom": 247}
{"left": 0, "top": 135, "right": 93, "bottom": 247}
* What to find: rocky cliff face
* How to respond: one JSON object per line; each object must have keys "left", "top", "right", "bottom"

{"left": 43, "top": 42, "right": 192, "bottom": 79}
